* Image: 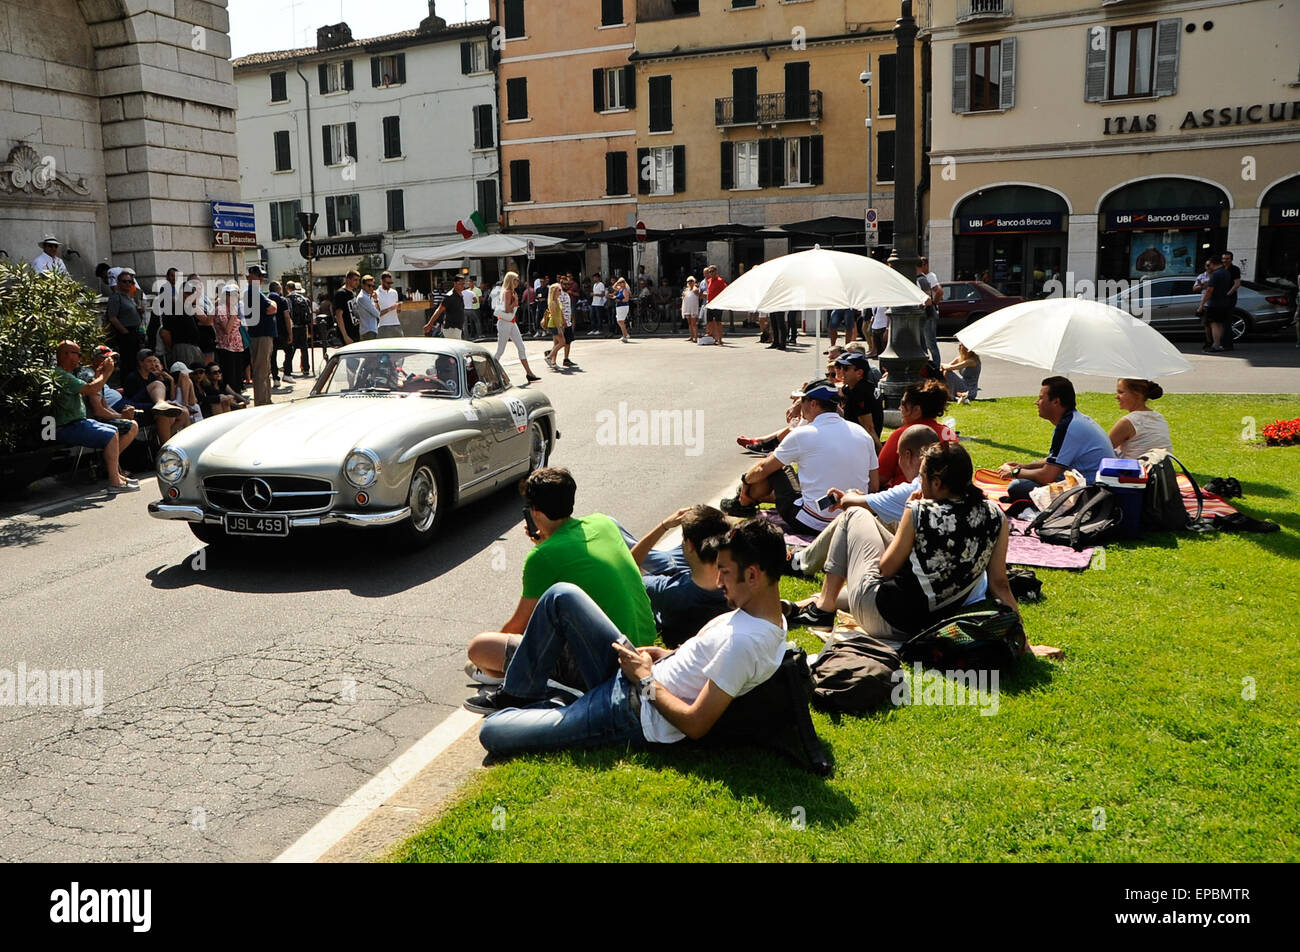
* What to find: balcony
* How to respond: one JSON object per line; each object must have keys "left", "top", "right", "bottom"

{"left": 957, "top": 0, "right": 1013, "bottom": 22}
{"left": 715, "top": 91, "right": 823, "bottom": 128}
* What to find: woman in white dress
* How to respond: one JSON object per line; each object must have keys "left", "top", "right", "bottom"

{"left": 612, "top": 277, "right": 631, "bottom": 342}
{"left": 1109, "top": 378, "right": 1173, "bottom": 459}
{"left": 493, "top": 271, "right": 541, "bottom": 381}
{"left": 681, "top": 276, "right": 701, "bottom": 342}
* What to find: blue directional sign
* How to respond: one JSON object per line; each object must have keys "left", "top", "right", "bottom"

{"left": 211, "top": 200, "right": 258, "bottom": 248}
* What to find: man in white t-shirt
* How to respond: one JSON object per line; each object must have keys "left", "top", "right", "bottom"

{"left": 32, "top": 235, "right": 71, "bottom": 277}
{"left": 588, "top": 274, "right": 607, "bottom": 335}
{"left": 721, "top": 380, "right": 879, "bottom": 534}
{"left": 375, "top": 271, "right": 402, "bottom": 338}
{"left": 476, "top": 519, "right": 789, "bottom": 756}
{"left": 463, "top": 277, "right": 482, "bottom": 338}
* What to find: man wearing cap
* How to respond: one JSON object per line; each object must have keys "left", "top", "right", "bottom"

{"left": 243, "top": 265, "right": 279, "bottom": 406}
{"left": 721, "top": 380, "right": 879, "bottom": 535}
{"left": 837, "top": 352, "right": 883, "bottom": 450}
{"left": 284, "top": 281, "right": 313, "bottom": 376}
{"left": 424, "top": 274, "right": 466, "bottom": 339}
{"left": 105, "top": 268, "right": 145, "bottom": 359}
{"left": 51, "top": 342, "right": 138, "bottom": 492}
{"left": 80, "top": 345, "right": 141, "bottom": 458}
{"left": 33, "top": 236, "right": 71, "bottom": 277}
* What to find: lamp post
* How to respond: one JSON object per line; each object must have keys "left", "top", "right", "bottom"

{"left": 878, "top": 0, "right": 930, "bottom": 409}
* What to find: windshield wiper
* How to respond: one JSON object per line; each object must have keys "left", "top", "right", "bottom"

{"left": 348, "top": 386, "right": 394, "bottom": 393}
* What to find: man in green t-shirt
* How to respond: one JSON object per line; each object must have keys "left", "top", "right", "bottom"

{"left": 51, "top": 341, "right": 139, "bottom": 493}
{"left": 466, "top": 468, "right": 656, "bottom": 699}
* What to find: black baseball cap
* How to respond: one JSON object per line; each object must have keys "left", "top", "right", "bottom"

{"left": 800, "top": 380, "right": 840, "bottom": 402}
{"left": 835, "top": 353, "right": 872, "bottom": 372}
{"left": 247, "top": 265, "right": 265, "bottom": 277}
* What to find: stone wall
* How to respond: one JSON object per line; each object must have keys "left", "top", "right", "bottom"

{"left": 0, "top": 0, "right": 239, "bottom": 288}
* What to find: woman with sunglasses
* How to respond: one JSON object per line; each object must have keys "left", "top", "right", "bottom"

{"left": 214, "top": 283, "right": 247, "bottom": 395}
{"left": 105, "top": 270, "right": 146, "bottom": 359}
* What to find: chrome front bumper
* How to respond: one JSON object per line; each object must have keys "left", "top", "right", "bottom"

{"left": 148, "top": 502, "right": 412, "bottom": 528}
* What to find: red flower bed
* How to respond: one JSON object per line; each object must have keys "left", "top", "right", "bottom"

{"left": 1262, "top": 418, "right": 1300, "bottom": 446}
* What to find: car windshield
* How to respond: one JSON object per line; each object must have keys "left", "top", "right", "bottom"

{"left": 314, "top": 350, "right": 462, "bottom": 397}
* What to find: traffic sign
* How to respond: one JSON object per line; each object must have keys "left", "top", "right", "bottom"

{"left": 865, "top": 207, "right": 879, "bottom": 228}
{"left": 635, "top": 220, "right": 647, "bottom": 243}
{"left": 299, "top": 239, "right": 314, "bottom": 260}
{"left": 297, "top": 210, "right": 319, "bottom": 236}
{"left": 214, "top": 230, "right": 258, "bottom": 248}
{"left": 525, "top": 238, "right": 536, "bottom": 260}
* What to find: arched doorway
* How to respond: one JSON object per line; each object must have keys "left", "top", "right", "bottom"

{"left": 1257, "top": 175, "right": 1300, "bottom": 287}
{"left": 1097, "top": 178, "right": 1229, "bottom": 282}
{"left": 952, "top": 186, "right": 1069, "bottom": 298}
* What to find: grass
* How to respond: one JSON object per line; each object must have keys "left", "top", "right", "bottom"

{"left": 389, "top": 393, "right": 1300, "bottom": 862}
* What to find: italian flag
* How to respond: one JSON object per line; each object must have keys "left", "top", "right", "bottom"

{"left": 456, "top": 211, "right": 486, "bottom": 239}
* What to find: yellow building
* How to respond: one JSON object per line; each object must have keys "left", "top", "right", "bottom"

{"left": 631, "top": 0, "right": 928, "bottom": 280}
{"left": 927, "top": 0, "right": 1300, "bottom": 297}
{"left": 494, "top": 0, "right": 639, "bottom": 275}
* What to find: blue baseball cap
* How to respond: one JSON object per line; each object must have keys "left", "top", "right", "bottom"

{"left": 800, "top": 381, "right": 840, "bottom": 402}
{"left": 835, "top": 353, "right": 872, "bottom": 372}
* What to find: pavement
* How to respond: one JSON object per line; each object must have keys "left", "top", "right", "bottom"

{"left": 1, "top": 327, "right": 1296, "bottom": 863}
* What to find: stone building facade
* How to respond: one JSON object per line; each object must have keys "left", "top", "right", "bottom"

{"left": 0, "top": 0, "right": 239, "bottom": 287}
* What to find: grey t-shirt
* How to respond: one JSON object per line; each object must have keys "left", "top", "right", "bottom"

{"left": 106, "top": 291, "right": 143, "bottom": 330}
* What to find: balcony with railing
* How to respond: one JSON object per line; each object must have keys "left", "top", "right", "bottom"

{"left": 714, "top": 90, "right": 823, "bottom": 127}
{"left": 957, "top": 0, "right": 1013, "bottom": 22}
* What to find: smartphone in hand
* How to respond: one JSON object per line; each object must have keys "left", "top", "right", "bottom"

{"left": 521, "top": 505, "right": 540, "bottom": 540}
{"left": 816, "top": 491, "right": 837, "bottom": 511}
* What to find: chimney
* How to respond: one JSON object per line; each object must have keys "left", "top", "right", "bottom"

{"left": 316, "top": 22, "right": 353, "bottom": 49}
{"left": 418, "top": 1, "right": 447, "bottom": 32}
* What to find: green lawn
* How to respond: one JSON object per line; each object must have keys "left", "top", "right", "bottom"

{"left": 390, "top": 393, "right": 1300, "bottom": 862}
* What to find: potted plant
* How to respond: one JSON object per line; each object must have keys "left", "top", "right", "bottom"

{"left": 0, "top": 261, "right": 104, "bottom": 491}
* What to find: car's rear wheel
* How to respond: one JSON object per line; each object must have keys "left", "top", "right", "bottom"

{"left": 1229, "top": 310, "right": 1252, "bottom": 342}
{"left": 527, "top": 420, "right": 550, "bottom": 472}
{"left": 394, "top": 455, "right": 447, "bottom": 550}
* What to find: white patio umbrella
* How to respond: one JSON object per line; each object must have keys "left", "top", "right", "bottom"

{"left": 399, "top": 233, "right": 565, "bottom": 268}
{"left": 955, "top": 298, "right": 1193, "bottom": 378}
{"left": 704, "top": 246, "right": 930, "bottom": 376}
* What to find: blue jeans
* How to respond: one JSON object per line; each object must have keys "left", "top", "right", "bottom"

{"left": 479, "top": 583, "right": 644, "bottom": 755}
{"left": 924, "top": 312, "right": 941, "bottom": 368}
{"left": 1007, "top": 478, "right": 1038, "bottom": 501}
{"left": 617, "top": 521, "right": 689, "bottom": 576}
{"left": 589, "top": 302, "right": 606, "bottom": 332}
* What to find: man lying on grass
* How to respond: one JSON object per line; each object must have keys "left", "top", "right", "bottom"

{"left": 476, "top": 519, "right": 789, "bottom": 757}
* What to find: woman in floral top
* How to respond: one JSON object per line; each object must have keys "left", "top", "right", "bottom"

{"left": 875, "top": 441, "right": 1018, "bottom": 635}
{"left": 214, "top": 282, "right": 246, "bottom": 395}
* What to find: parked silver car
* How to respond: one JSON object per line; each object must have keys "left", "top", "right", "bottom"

{"left": 147, "top": 339, "right": 558, "bottom": 549}
{"left": 1109, "top": 277, "right": 1295, "bottom": 342}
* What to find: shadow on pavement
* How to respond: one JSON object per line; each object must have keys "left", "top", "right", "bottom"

{"left": 145, "top": 487, "right": 525, "bottom": 598}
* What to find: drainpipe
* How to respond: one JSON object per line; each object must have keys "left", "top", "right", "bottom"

{"left": 295, "top": 63, "right": 317, "bottom": 226}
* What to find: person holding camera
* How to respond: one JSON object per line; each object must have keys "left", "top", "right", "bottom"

{"left": 464, "top": 467, "right": 657, "bottom": 710}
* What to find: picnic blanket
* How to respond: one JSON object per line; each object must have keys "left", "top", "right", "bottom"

{"left": 972, "top": 469, "right": 1238, "bottom": 519}
{"left": 1007, "top": 520, "right": 1094, "bottom": 569}
{"left": 756, "top": 507, "right": 821, "bottom": 546}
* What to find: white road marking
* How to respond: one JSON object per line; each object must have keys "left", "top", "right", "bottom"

{"left": 273, "top": 707, "right": 482, "bottom": 863}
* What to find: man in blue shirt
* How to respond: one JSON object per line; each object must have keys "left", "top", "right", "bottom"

{"left": 626, "top": 504, "right": 731, "bottom": 649}
{"left": 998, "top": 376, "right": 1113, "bottom": 501}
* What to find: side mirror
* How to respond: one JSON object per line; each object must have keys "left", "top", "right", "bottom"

{"left": 471, "top": 381, "right": 489, "bottom": 399}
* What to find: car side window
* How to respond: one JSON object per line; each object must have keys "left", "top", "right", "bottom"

{"left": 464, "top": 357, "right": 480, "bottom": 392}
{"left": 472, "top": 355, "right": 503, "bottom": 394}
{"left": 1169, "top": 280, "right": 1195, "bottom": 296}
{"left": 948, "top": 284, "right": 974, "bottom": 302}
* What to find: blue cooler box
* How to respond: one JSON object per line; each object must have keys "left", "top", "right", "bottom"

{"left": 1096, "top": 458, "right": 1146, "bottom": 538}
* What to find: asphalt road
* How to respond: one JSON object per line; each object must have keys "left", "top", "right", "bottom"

{"left": 1, "top": 328, "right": 1295, "bottom": 862}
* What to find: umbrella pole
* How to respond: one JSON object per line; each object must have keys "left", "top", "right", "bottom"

{"left": 813, "top": 309, "right": 822, "bottom": 379}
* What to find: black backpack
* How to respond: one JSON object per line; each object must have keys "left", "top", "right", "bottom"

{"left": 900, "top": 600, "right": 1026, "bottom": 673}
{"left": 703, "top": 646, "right": 832, "bottom": 776}
{"left": 289, "top": 292, "right": 312, "bottom": 326}
{"left": 1026, "top": 483, "right": 1124, "bottom": 550}
{"left": 810, "top": 635, "right": 902, "bottom": 714}
{"left": 1139, "top": 448, "right": 1202, "bottom": 531}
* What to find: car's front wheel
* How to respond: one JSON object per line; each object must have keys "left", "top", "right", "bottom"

{"left": 188, "top": 521, "right": 237, "bottom": 549}
{"left": 527, "top": 420, "right": 550, "bottom": 472}
{"left": 394, "top": 455, "right": 448, "bottom": 550}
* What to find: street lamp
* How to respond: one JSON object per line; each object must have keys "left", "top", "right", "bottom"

{"left": 861, "top": 60, "right": 875, "bottom": 259}
{"left": 878, "top": 0, "right": 930, "bottom": 409}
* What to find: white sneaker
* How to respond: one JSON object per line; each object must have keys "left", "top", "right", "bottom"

{"left": 465, "top": 661, "right": 503, "bottom": 687}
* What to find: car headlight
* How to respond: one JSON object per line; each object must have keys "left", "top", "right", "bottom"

{"left": 157, "top": 446, "right": 188, "bottom": 484}
{"left": 344, "top": 449, "right": 380, "bottom": 488}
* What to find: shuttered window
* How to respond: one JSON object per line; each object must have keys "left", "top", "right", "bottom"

{"left": 387, "top": 190, "right": 405, "bottom": 231}
{"left": 270, "top": 71, "right": 287, "bottom": 103}
{"left": 371, "top": 54, "right": 406, "bottom": 87}
{"left": 506, "top": 77, "right": 529, "bottom": 120}
{"left": 273, "top": 130, "right": 291, "bottom": 171}
{"left": 473, "top": 104, "right": 494, "bottom": 149}
{"left": 1086, "top": 20, "right": 1180, "bottom": 102}
{"left": 601, "top": 0, "right": 623, "bottom": 26}
{"left": 605, "top": 151, "right": 629, "bottom": 196}
{"left": 477, "top": 180, "right": 498, "bottom": 225}
{"left": 877, "top": 131, "right": 895, "bottom": 184}
{"left": 878, "top": 54, "right": 896, "bottom": 116}
{"left": 325, "top": 194, "right": 360, "bottom": 236}
{"left": 648, "top": 76, "right": 672, "bottom": 132}
{"left": 953, "top": 38, "right": 1016, "bottom": 112}
{"left": 382, "top": 116, "right": 401, "bottom": 159}
{"left": 504, "top": 0, "right": 525, "bottom": 38}
{"left": 270, "top": 200, "right": 302, "bottom": 242}
{"left": 509, "top": 160, "right": 531, "bottom": 202}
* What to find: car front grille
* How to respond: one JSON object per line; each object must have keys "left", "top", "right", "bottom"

{"left": 203, "top": 474, "right": 336, "bottom": 514}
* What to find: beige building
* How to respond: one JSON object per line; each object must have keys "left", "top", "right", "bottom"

{"left": 631, "top": 0, "right": 928, "bottom": 280}
{"left": 494, "top": 0, "right": 639, "bottom": 276}
{"left": 926, "top": 0, "right": 1300, "bottom": 298}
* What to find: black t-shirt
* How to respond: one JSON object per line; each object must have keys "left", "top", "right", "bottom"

{"left": 440, "top": 289, "right": 465, "bottom": 329}
{"left": 162, "top": 310, "right": 200, "bottom": 347}
{"left": 1224, "top": 264, "right": 1241, "bottom": 306}
{"left": 333, "top": 287, "right": 358, "bottom": 337}
{"left": 842, "top": 378, "right": 884, "bottom": 436}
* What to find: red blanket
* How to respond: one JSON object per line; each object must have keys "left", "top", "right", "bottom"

{"left": 972, "top": 469, "right": 1237, "bottom": 519}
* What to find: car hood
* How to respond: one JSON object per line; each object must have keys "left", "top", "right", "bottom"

{"left": 195, "top": 395, "right": 462, "bottom": 467}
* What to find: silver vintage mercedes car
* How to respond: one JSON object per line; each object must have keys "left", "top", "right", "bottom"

{"left": 147, "top": 339, "right": 558, "bottom": 549}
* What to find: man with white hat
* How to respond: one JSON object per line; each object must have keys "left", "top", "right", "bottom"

{"left": 32, "top": 235, "right": 70, "bottom": 277}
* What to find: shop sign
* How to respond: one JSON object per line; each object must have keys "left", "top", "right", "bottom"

{"left": 957, "top": 212, "right": 1064, "bottom": 235}
{"left": 1263, "top": 204, "right": 1300, "bottom": 227}
{"left": 1103, "top": 207, "right": 1225, "bottom": 230}
{"left": 312, "top": 234, "right": 384, "bottom": 258}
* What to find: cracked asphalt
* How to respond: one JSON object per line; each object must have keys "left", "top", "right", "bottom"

{"left": 2, "top": 331, "right": 1291, "bottom": 861}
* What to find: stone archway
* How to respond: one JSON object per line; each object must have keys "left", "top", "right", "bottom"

{"left": 0, "top": 0, "right": 238, "bottom": 285}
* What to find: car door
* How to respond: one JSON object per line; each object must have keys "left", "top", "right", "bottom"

{"left": 469, "top": 354, "right": 527, "bottom": 475}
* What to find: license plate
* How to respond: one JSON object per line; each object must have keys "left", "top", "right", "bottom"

{"left": 224, "top": 513, "right": 290, "bottom": 537}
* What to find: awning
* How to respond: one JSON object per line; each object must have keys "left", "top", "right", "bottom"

{"left": 398, "top": 233, "right": 566, "bottom": 268}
